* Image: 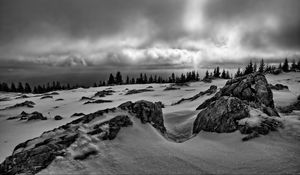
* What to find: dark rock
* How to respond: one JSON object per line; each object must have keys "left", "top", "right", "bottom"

{"left": 193, "top": 73, "right": 282, "bottom": 140}
{"left": 202, "top": 78, "right": 212, "bottom": 83}
{"left": 146, "top": 86, "right": 153, "bottom": 88}
{"left": 0, "top": 97, "right": 10, "bottom": 102}
{"left": 277, "top": 101, "right": 300, "bottom": 113}
{"left": 132, "top": 100, "right": 166, "bottom": 133}
{"left": 27, "top": 112, "right": 47, "bottom": 121}
{"left": 15, "top": 95, "right": 29, "bottom": 99}
{"left": 54, "top": 115, "right": 63, "bottom": 120}
{"left": 40, "top": 95, "right": 53, "bottom": 99}
{"left": 164, "top": 86, "right": 180, "bottom": 91}
{"left": 269, "top": 83, "right": 288, "bottom": 90}
{"left": 80, "top": 96, "right": 94, "bottom": 101}
{"left": 93, "top": 90, "right": 115, "bottom": 97}
{"left": 125, "top": 88, "right": 154, "bottom": 95}
{"left": 118, "top": 101, "right": 133, "bottom": 110}
{"left": 193, "top": 97, "right": 250, "bottom": 134}
{"left": 196, "top": 73, "right": 279, "bottom": 117}
{"left": 4, "top": 101, "right": 35, "bottom": 110}
{"left": 242, "top": 132, "right": 259, "bottom": 141}
{"left": 173, "top": 85, "right": 217, "bottom": 105}
{"left": 55, "top": 98, "right": 64, "bottom": 101}
{"left": 70, "top": 113, "right": 85, "bottom": 117}
{"left": 84, "top": 99, "right": 113, "bottom": 105}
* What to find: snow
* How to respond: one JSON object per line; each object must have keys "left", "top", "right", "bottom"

{"left": 1, "top": 73, "right": 300, "bottom": 174}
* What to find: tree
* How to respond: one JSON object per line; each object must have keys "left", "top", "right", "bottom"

{"left": 17, "top": 82, "right": 24, "bottom": 92}
{"left": 196, "top": 72, "right": 200, "bottom": 81}
{"left": 204, "top": 70, "right": 209, "bottom": 79}
{"left": 171, "top": 73, "right": 175, "bottom": 83}
{"left": 253, "top": 62, "right": 257, "bottom": 72}
{"left": 235, "top": 68, "right": 242, "bottom": 77}
{"left": 290, "top": 59, "right": 297, "bottom": 71}
{"left": 115, "top": 71, "right": 123, "bottom": 85}
{"left": 244, "top": 60, "right": 254, "bottom": 75}
{"left": 24, "top": 83, "right": 32, "bottom": 93}
{"left": 213, "top": 67, "right": 220, "bottom": 78}
{"left": 10, "top": 83, "right": 17, "bottom": 92}
{"left": 221, "top": 69, "right": 226, "bottom": 79}
{"left": 108, "top": 73, "right": 115, "bottom": 85}
{"left": 126, "top": 76, "right": 130, "bottom": 84}
{"left": 282, "top": 58, "right": 289, "bottom": 72}
{"left": 143, "top": 73, "right": 148, "bottom": 84}
{"left": 278, "top": 63, "right": 282, "bottom": 69}
{"left": 258, "top": 59, "right": 265, "bottom": 73}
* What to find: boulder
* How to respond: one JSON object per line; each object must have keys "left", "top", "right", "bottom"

{"left": 197, "top": 73, "right": 279, "bottom": 117}
{"left": 54, "top": 115, "right": 63, "bottom": 120}
{"left": 83, "top": 99, "right": 112, "bottom": 105}
{"left": 93, "top": 90, "right": 115, "bottom": 97}
{"left": 125, "top": 88, "right": 154, "bottom": 95}
{"left": 193, "top": 97, "right": 249, "bottom": 134}
{"left": 268, "top": 83, "right": 288, "bottom": 90}
{"left": 27, "top": 112, "right": 47, "bottom": 121}
{"left": 193, "top": 73, "right": 281, "bottom": 140}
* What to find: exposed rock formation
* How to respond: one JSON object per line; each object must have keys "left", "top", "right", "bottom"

{"left": 40, "top": 95, "right": 53, "bottom": 99}
{"left": 193, "top": 73, "right": 281, "bottom": 140}
{"left": 0, "top": 100, "right": 166, "bottom": 175}
{"left": 80, "top": 96, "right": 94, "bottom": 101}
{"left": 172, "top": 85, "right": 217, "bottom": 105}
{"left": 93, "top": 90, "right": 115, "bottom": 97}
{"left": 83, "top": 99, "right": 113, "bottom": 104}
{"left": 3, "top": 101, "right": 35, "bottom": 110}
{"left": 125, "top": 88, "right": 154, "bottom": 95}
{"left": 54, "top": 115, "right": 63, "bottom": 120}
{"left": 268, "top": 83, "right": 288, "bottom": 90}
{"left": 196, "top": 73, "right": 279, "bottom": 117}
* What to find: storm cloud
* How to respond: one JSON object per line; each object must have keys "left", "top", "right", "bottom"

{"left": 0, "top": 0, "right": 299, "bottom": 68}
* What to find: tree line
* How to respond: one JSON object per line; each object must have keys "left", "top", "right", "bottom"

{"left": 235, "top": 58, "right": 300, "bottom": 77}
{"left": 1, "top": 58, "right": 299, "bottom": 94}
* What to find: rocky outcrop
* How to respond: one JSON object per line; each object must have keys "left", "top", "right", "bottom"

{"left": 277, "top": 100, "right": 300, "bottom": 113}
{"left": 80, "top": 96, "right": 94, "bottom": 101}
{"left": 0, "top": 100, "right": 165, "bottom": 175}
{"left": 119, "top": 100, "right": 166, "bottom": 134}
{"left": 172, "top": 85, "right": 217, "bottom": 105}
{"left": 54, "top": 115, "right": 63, "bottom": 120}
{"left": 196, "top": 73, "right": 279, "bottom": 117}
{"left": 268, "top": 83, "right": 288, "bottom": 90}
{"left": 83, "top": 99, "right": 112, "bottom": 104}
{"left": 193, "top": 73, "right": 281, "bottom": 140}
{"left": 125, "top": 88, "right": 154, "bottom": 95}
{"left": 3, "top": 101, "right": 35, "bottom": 110}
{"left": 193, "top": 97, "right": 249, "bottom": 133}
{"left": 93, "top": 90, "right": 115, "bottom": 97}
{"left": 40, "top": 95, "right": 53, "bottom": 99}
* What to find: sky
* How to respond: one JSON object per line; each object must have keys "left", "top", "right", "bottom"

{"left": 0, "top": 0, "right": 300, "bottom": 76}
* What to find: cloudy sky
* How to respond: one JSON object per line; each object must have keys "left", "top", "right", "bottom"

{"left": 0, "top": 0, "right": 300, "bottom": 69}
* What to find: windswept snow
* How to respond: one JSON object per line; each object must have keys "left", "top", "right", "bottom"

{"left": 1, "top": 72, "right": 300, "bottom": 174}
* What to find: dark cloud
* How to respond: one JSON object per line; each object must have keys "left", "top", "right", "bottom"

{"left": 0, "top": 0, "right": 299, "bottom": 68}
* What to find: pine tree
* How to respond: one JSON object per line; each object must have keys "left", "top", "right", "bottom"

{"left": 10, "top": 83, "right": 17, "bottom": 92}
{"left": 196, "top": 72, "right": 200, "bottom": 81}
{"left": 115, "top": 72, "right": 123, "bottom": 85}
{"left": 258, "top": 59, "right": 265, "bottom": 73}
{"left": 235, "top": 68, "right": 241, "bottom": 77}
{"left": 278, "top": 63, "right": 282, "bottom": 69}
{"left": 143, "top": 74, "right": 148, "bottom": 84}
{"left": 108, "top": 73, "right": 115, "bottom": 85}
{"left": 290, "top": 59, "right": 297, "bottom": 71}
{"left": 205, "top": 70, "right": 209, "bottom": 79}
{"left": 171, "top": 73, "right": 175, "bottom": 83}
{"left": 24, "top": 83, "right": 32, "bottom": 93}
{"left": 126, "top": 76, "right": 130, "bottom": 84}
{"left": 221, "top": 69, "right": 226, "bottom": 79}
{"left": 282, "top": 58, "right": 289, "bottom": 72}
{"left": 17, "top": 82, "right": 24, "bottom": 92}
{"left": 244, "top": 60, "right": 254, "bottom": 75}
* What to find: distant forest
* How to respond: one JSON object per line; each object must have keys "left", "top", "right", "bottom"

{"left": 0, "top": 58, "right": 299, "bottom": 94}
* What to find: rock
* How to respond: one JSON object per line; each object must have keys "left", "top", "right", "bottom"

{"left": 132, "top": 100, "right": 166, "bottom": 133}
{"left": 197, "top": 73, "right": 279, "bottom": 117}
{"left": 269, "top": 83, "right": 288, "bottom": 90}
{"left": 27, "top": 112, "right": 47, "bottom": 121}
{"left": 70, "top": 113, "right": 85, "bottom": 117}
{"left": 277, "top": 101, "right": 300, "bottom": 113}
{"left": 93, "top": 90, "right": 115, "bottom": 97}
{"left": 80, "top": 96, "right": 94, "bottom": 101}
{"left": 202, "top": 78, "right": 212, "bottom": 83}
{"left": 15, "top": 95, "right": 29, "bottom": 99}
{"left": 54, "top": 115, "right": 63, "bottom": 120}
{"left": 40, "top": 95, "right": 53, "bottom": 99}
{"left": 55, "top": 98, "right": 64, "bottom": 101}
{"left": 163, "top": 86, "right": 180, "bottom": 91}
{"left": 146, "top": 86, "right": 153, "bottom": 88}
{"left": 193, "top": 73, "right": 281, "bottom": 140}
{"left": 242, "top": 132, "right": 259, "bottom": 141}
{"left": 2, "top": 101, "right": 35, "bottom": 111}
{"left": 125, "top": 88, "right": 154, "bottom": 95}
{"left": 173, "top": 85, "right": 217, "bottom": 105}
{"left": 193, "top": 96, "right": 250, "bottom": 134}
{"left": 83, "top": 99, "right": 113, "bottom": 105}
